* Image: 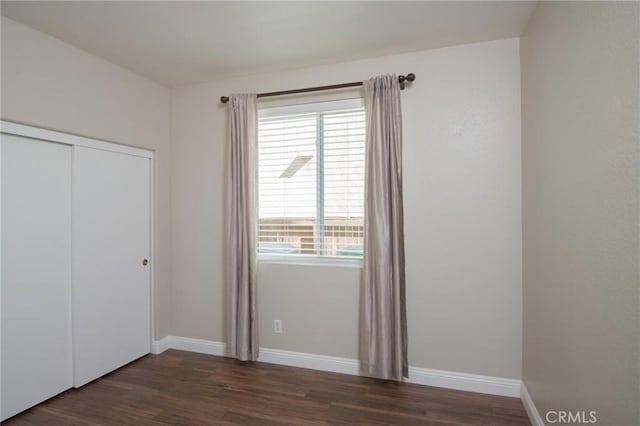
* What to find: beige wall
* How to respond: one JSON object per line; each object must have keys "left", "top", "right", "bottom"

{"left": 171, "top": 38, "right": 523, "bottom": 379}
{"left": 521, "top": 2, "right": 639, "bottom": 425}
{"left": 0, "top": 17, "right": 173, "bottom": 338}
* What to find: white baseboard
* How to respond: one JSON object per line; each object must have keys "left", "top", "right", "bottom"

{"left": 259, "top": 347, "right": 359, "bottom": 376}
{"left": 408, "top": 366, "right": 520, "bottom": 397}
{"left": 151, "top": 336, "right": 172, "bottom": 354}
{"left": 170, "top": 336, "right": 226, "bottom": 356}
{"left": 152, "top": 336, "right": 225, "bottom": 356}
{"left": 152, "top": 336, "right": 521, "bottom": 398}
{"left": 521, "top": 382, "right": 545, "bottom": 426}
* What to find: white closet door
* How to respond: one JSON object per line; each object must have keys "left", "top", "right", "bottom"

{"left": 72, "top": 146, "right": 151, "bottom": 387}
{"left": 1, "top": 135, "right": 73, "bottom": 421}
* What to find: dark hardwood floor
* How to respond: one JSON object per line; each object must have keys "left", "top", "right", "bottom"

{"left": 4, "top": 350, "right": 530, "bottom": 425}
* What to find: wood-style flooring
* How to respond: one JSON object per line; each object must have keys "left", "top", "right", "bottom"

{"left": 4, "top": 350, "right": 531, "bottom": 425}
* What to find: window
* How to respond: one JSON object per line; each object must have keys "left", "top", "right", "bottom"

{"left": 258, "top": 99, "right": 365, "bottom": 261}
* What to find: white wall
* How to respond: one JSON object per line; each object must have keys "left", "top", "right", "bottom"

{"left": 171, "top": 38, "right": 522, "bottom": 379}
{"left": 521, "top": 3, "right": 639, "bottom": 425}
{"left": 0, "top": 17, "right": 173, "bottom": 338}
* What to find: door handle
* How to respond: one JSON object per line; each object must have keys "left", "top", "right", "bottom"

{"left": 142, "top": 259, "right": 149, "bottom": 266}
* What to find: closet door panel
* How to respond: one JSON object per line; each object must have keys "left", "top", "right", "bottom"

{"left": 72, "top": 146, "right": 151, "bottom": 387}
{"left": 1, "top": 134, "right": 73, "bottom": 421}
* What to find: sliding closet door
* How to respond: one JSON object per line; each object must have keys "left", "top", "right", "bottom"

{"left": 1, "top": 135, "right": 73, "bottom": 421}
{"left": 72, "top": 146, "right": 151, "bottom": 387}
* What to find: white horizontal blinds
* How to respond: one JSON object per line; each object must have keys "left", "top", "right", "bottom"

{"left": 323, "top": 110, "right": 365, "bottom": 257}
{"left": 257, "top": 101, "right": 365, "bottom": 258}
{"left": 258, "top": 113, "right": 317, "bottom": 255}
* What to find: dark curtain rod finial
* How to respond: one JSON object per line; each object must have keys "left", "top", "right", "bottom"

{"left": 219, "top": 73, "right": 415, "bottom": 103}
{"left": 398, "top": 73, "right": 416, "bottom": 90}
{"left": 399, "top": 73, "right": 416, "bottom": 83}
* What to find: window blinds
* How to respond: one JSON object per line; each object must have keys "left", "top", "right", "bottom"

{"left": 258, "top": 101, "right": 365, "bottom": 258}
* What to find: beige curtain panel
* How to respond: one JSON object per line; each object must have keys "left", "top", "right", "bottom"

{"left": 226, "top": 94, "right": 259, "bottom": 362}
{"left": 360, "top": 75, "right": 409, "bottom": 381}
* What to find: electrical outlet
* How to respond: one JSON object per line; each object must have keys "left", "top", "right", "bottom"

{"left": 273, "top": 319, "right": 283, "bottom": 334}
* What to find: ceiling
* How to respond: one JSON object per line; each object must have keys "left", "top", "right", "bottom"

{"left": 1, "top": 1, "right": 536, "bottom": 87}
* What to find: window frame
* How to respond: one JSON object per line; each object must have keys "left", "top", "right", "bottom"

{"left": 256, "top": 98, "right": 365, "bottom": 267}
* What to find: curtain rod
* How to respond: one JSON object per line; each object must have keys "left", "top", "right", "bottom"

{"left": 219, "top": 73, "right": 415, "bottom": 104}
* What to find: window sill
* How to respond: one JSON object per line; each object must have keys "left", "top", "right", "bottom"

{"left": 257, "top": 254, "right": 363, "bottom": 268}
